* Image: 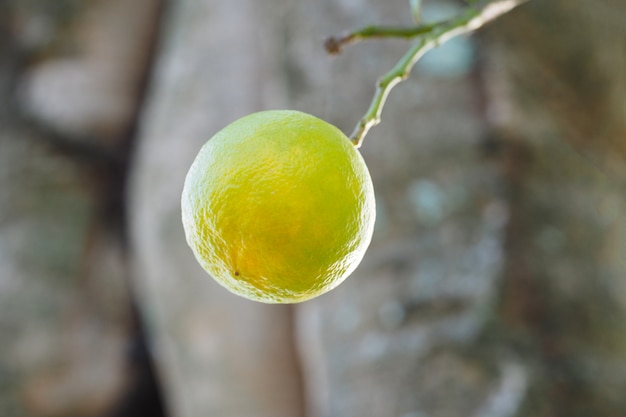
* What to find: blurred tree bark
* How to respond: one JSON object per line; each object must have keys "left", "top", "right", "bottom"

{"left": 128, "top": 1, "right": 308, "bottom": 415}
{"left": 0, "top": 0, "right": 162, "bottom": 416}
{"left": 481, "top": 1, "right": 626, "bottom": 415}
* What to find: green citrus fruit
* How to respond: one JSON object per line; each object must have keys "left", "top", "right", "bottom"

{"left": 181, "top": 110, "right": 375, "bottom": 303}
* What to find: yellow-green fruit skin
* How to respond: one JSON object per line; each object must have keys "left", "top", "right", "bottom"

{"left": 181, "top": 110, "right": 375, "bottom": 303}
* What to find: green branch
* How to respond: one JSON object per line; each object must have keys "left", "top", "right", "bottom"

{"left": 324, "top": 23, "right": 438, "bottom": 54}
{"left": 327, "top": 0, "right": 530, "bottom": 148}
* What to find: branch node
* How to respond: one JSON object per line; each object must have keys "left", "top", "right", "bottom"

{"left": 338, "top": 0, "right": 528, "bottom": 147}
{"left": 324, "top": 36, "right": 342, "bottom": 55}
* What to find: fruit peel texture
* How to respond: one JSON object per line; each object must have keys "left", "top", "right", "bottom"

{"left": 181, "top": 110, "right": 375, "bottom": 303}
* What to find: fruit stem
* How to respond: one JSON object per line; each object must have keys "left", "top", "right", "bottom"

{"left": 327, "top": 0, "right": 530, "bottom": 148}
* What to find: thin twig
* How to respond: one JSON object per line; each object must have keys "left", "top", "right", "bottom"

{"left": 324, "top": 23, "right": 438, "bottom": 54}
{"left": 339, "top": 0, "right": 529, "bottom": 148}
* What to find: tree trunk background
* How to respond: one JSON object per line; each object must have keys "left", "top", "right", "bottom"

{"left": 0, "top": 1, "right": 625, "bottom": 417}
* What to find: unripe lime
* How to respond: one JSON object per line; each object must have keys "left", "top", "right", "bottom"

{"left": 181, "top": 110, "right": 375, "bottom": 303}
